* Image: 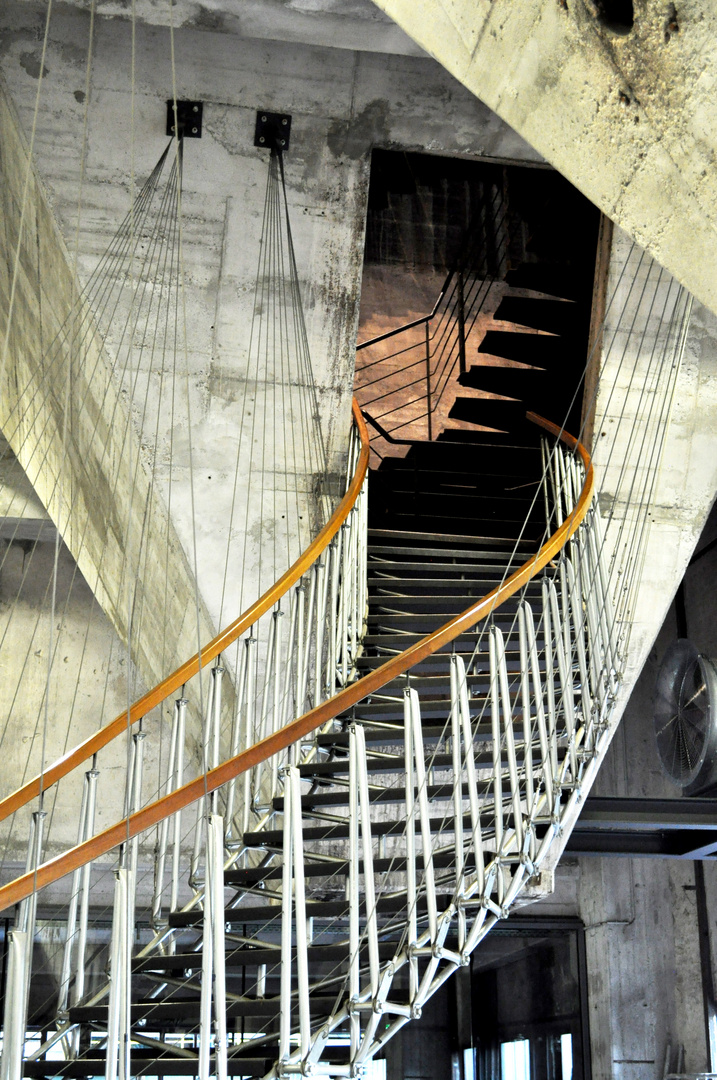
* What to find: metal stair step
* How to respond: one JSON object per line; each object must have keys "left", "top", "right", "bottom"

{"left": 170, "top": 893, "right": 480, "bottom": 930}
{"left": 69, "top": 996, "right": 337, "bottom": 1024}
{"left": 21, "top": 1057, "right": 274, "bottom": 1078}
{"left": 367, "top": 594, "right": 530, "bottom": 613}
{"left": 367, "top": 528, "right": 531, "bottom": 549}
{"left": 133, "top": 942, "right": 399, "bottom": 972}
{"left": 366, "top": 543, "right": 529, "bottom": 562}
{"left": 273, "top": 779, "right": 526, "bottom": 811}
{"left": 227, "top": 850, "right": 476, "bottom": 886}
{"left": 242, "top": 814, "right": 503, "bottom": 848}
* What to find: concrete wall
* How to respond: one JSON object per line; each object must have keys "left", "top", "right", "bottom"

{"left": 0, "top": 0, "right": 544, "bottom": 633}
{"left": 371, "top": 0, "right": 717, "bottom": 318}
{"left": 0, "top": 1, "right": 541, "bottom": 872}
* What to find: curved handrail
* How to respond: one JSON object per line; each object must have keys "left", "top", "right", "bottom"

{"left": 0, "top": 411, "right": 593, "bottom": 913}
{"left": 0, "top": 399, "right": 370, "bottom": 825}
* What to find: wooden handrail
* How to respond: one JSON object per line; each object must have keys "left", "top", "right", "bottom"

{"left": 0, "top": 413, "right": 592, "bottom": 913}
{"left": 0, "top": 399, "right": 370, "bottom": 826}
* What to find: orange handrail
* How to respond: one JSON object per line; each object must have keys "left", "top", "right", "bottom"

{"left": 0, "top": 399, "right": 370, "bottom": 825}
{"left": 0, "top": 412, "right": 592, "bottom": 913}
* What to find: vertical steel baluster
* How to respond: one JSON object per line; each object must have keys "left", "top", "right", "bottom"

{"left": 243, "top": 637, "right": 257, "bottom": 836}
{"left": 542, "top": 578, "right": 559, "bottom": 781}
{"left": 454, "top": 655, "right": 485, "bottom": 896}
{"left": 348, "top": 725, "right": 361, "bottom": 1059}
{"left": 300, "top": 575, "right": 314, "bottom": 713}
{"left": 170, "top": 698, "right": 187, "bottom": 914}
{"left": 410, "top": 688, "right": 442, "bottom": 1005}
{"left": 355, "top": 724, "right": 380, "bottom": 1001}
{"left": 224, "top": 643, "right": 247, "bottom": 843}
{"left": 591, "top": 503, "right": 620, "bottom": 683}
{"left": 211, "top": 662, "right": 224, "bottom": 815}
{"left": 348, "top": 508, "right": 358, "bottom": 673}
{"left": 449, "top": 661, "right": 466, "bottom": 953}
{"left": 403, "top": 689, "right": 418, "bottom": 1004}
{"left": 0, "top": 929, "right": 27, "bottom": 1080}
{"left": 327, "top": 537, "right": 339, "bottom": 695}
{"left": 495, "top": 627, "right": 523, "bottom": 854}
{"left": 580, "top": 524, "right": 608, "bottom": 712}
{"left": 518, "top": 606, "right": 535, "bottom": 822}
{"left": 304, "top": 564, "right": 317, "bottom": 702}
{"left": 313, "top": 560, "right": 326, "bottom": 707}
{"left": 128, "top": 729, "right": 146, "bottom": 882}
{"left": 522, "top": 601, "right": 554, "bottom": 811}
{"left": 1, "top": 809, "right": 45, "bottom": 1080}
{"left": 547, "top": 580, "right": 578, "bottom": 782}
{"left": 270, "top": 609, "right": 284, "bottom": 801}
{"left": 199, "top": 822, "right": 212, "bottom": 1080}
{"left": 73, "top": 768, "right": 98, "bottom": 1012}
{"left": 279, "top": 769, "right": 293, "bottom": 1064}
{"left": 153, "top": 703, "right": 179, "bottom": 931}
{"left": 564, "top": 558, "right": 592, "bottom": 744}
{"left": 290, "top": 767, "right": 311, "bottom": 1061}
{"left": 280, "top": 589, "right": 298, "bottom": 736}
{"left": 355, "top": 722, "right": 384, "bottom": 1062}
{"left": 192, "top": 675, "right": 215, "bottom": 886}
{"left": 58, "top": 774, "right": 90, "bottom": 1017}
{"left": 489, "top": 628, "right": 504, "bottom": 895}
{"left": 253, "top": 622, "right": 276, "bottom": 802}
{"left": 456, "top": 652, "right": 491, "bottom": 957}
{"left": 105, "top": 868, "right": 129, "bottom": 1080}
{"left": 207, "top": 814, "right": 228, "bottom": 1080}
{"left": 339, "top": 524, "right": 350, "bottom": 686}
{"left": 57, "top": 766, "right": 98, "bottom": 1047}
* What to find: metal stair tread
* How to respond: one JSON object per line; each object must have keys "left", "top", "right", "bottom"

{"left": 21, "top": 1057, "right": 275, "bottom": 1078}
{"left": 69, "top": 996, "right": 338, "bottom": 1022}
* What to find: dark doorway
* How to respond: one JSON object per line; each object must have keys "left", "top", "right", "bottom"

{"left": 472, "top": 919, "right": 591, "bottom": 1080}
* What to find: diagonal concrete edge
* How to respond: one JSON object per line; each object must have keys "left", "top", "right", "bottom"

{"left": 369, "top": 0, "right": 717, "bottom": 318}
{"left": 0, "top": 72, "right": 220, "bottom": 711}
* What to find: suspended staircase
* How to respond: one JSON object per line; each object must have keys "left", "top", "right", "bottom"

{"left": 0, "top": 139, "right": 695, "bottom": 1080}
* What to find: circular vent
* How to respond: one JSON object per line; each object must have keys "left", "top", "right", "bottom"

{"left": 654, "top": 639, "right": 717, "bottom": 794}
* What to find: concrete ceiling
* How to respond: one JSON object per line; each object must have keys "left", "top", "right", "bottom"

{"left": 27, "top": 0, "right": 717, "bottom": 315}
{"left": 364, "top": 0, "right": 717, "bottom": 317}
{"left": 16, "top": 0, "right": 426, "bottom": 55}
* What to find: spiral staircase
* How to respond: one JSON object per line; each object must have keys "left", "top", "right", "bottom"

{"left": 0, "top": 128, "right": 697, "bottom": 1080}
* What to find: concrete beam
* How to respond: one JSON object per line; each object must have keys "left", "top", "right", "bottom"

{"left": 0, "top": 73, "right": 217, "bottom": 699}
{"left": 369, "top": 0, "right": 717, "bottom": 317}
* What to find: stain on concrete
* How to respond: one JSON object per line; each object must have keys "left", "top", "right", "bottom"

{"left": 59, "top": 41, "right": 87, "bottom": 66}
{"left": 74, "top": 89, "right": 86, "bottom": 103}
{"left": 189, "top": 6, "right": 226, "bottom": 31}
{"left": 19, "top": 51, "right": 49, "bottom": 79}
{"left": 203, "top": 105, "right": 243, "bottom": 156}
{"left": 327, "top": 99, "right": 389, "bottom": 160}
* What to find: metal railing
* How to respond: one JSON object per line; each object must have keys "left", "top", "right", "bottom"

{"left": 355, "top": 182, "right": 514, "bottom": 453}
{"left": 0, "top": 412, "right": 620, "bottom": 1080}
{"left": 0, "top": 404, "right": 369, "bottom": 1078}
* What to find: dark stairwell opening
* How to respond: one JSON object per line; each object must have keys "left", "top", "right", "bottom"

{"left": 351, "top": 157, "right": 605, "bottom": 908}
{"left": 355, "top": 149, "right": 602, "bottom": 543}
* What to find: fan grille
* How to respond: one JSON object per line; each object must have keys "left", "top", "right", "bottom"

{"left": 655, "top": 639, "right": 717, "bottom": 790}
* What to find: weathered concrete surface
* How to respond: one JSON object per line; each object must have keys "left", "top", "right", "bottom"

{"left": 0, "top": 0, "right": 543, "bottom": 630}
{"left": 369, "top": 0, "right": 717, "bottom": 318}
{"left": 0, "top": 1, "right": 544, "bottom": 873}
{"left": 0, "top": 538, "right": 146, "bottom": 861}
{"left": 0, "top": 74, "right": 217, "bottom": 697}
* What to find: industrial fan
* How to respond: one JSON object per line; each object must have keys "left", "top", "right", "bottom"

{"left": 654, "top": 639, "right": 717, "bottom": 795}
